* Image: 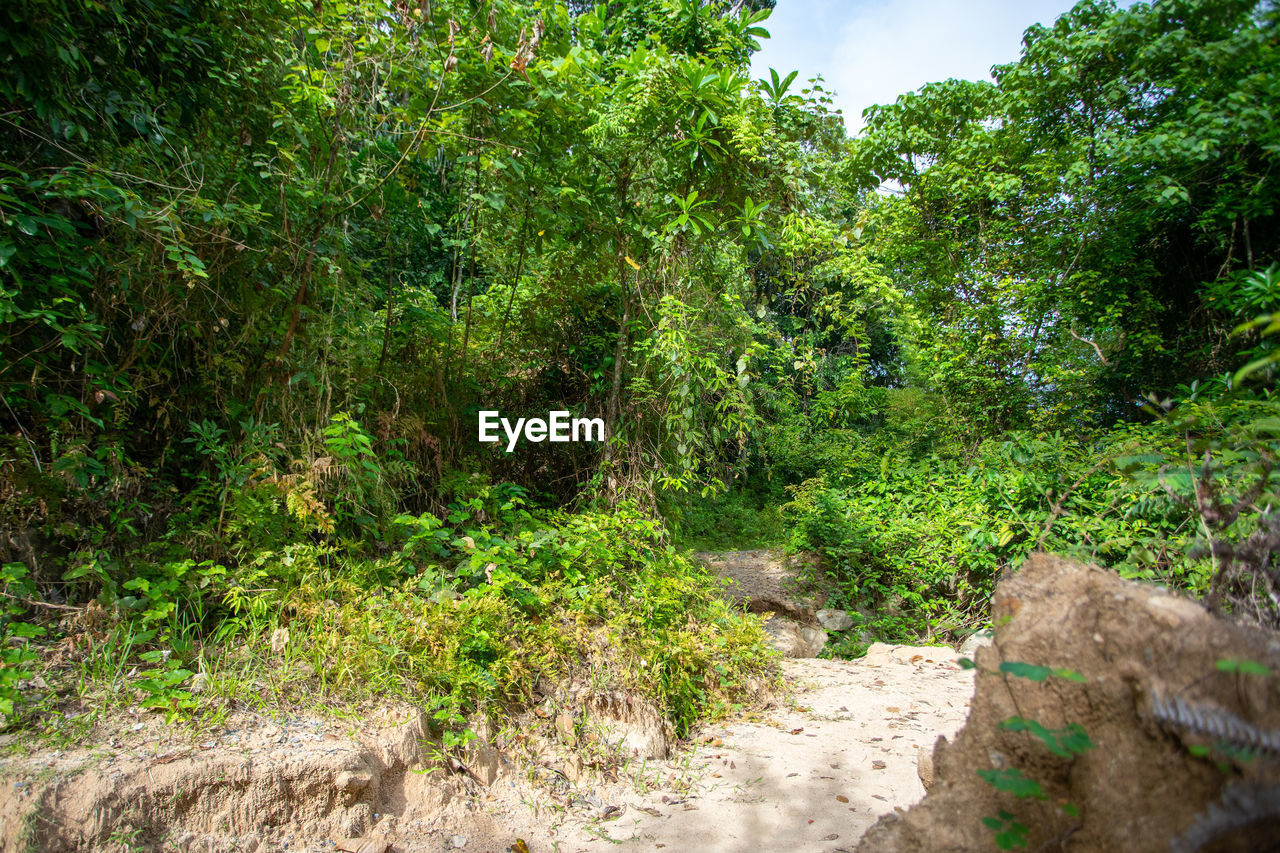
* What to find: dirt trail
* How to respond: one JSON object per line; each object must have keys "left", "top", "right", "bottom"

{"left": 407, "top": 644, "right": 974, "bottom": 853}
{"left": 561, "top": 646, "right": 973, "bottom": 852}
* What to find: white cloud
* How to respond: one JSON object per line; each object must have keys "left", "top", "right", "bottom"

{"left": 749, "top": 0, "right": 1134, "bottom": 133}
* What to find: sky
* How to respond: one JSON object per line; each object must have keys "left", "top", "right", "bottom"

{"left": 748, "top": 0, "right": 1134, "bottom": 132}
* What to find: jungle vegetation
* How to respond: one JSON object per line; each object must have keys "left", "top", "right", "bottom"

{"left": 0, "top": 0, "right": 1277, "bottom": 737}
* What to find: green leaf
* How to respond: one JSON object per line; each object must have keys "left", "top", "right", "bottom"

{"left": 978, "top": 767, "right": 1047, "bottom": 800}
{"left": 1052, "top": 668, "right": 1087, "bottom": 683}
{"left": 999, "top": 661, "right": 1052, "bottom": 681}
{"left": 1216, "top": 658, "right": 1272, "bottom": 677}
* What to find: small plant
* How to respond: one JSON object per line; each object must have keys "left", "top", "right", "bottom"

{"left": 135, "top": 651, "right": 197, "bottom": 722}
{"left": 982, "top": 810, "right": 1030, "bottom": 849}
{"left": 977, "top": 661, "right": 1093, "bottom": 849}
{"left": 0, "top": 562, "right": 45, "bottom": 723}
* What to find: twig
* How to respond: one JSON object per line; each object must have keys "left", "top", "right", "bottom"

{"left": 0, "top": 589, "right": 81, "bottom": 612}
{"left": 1, "top": 396, "right": 42, "bottom": 473}
{"left": 1068, "top": 329, "right": 1109, "bottom": 365}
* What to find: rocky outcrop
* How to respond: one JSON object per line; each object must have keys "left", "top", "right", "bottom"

{"left": 857, "top": 553, "right": 1280, "bottom": 852}
{"left": 699, "top": 550, "right": 835, "bottom": 657}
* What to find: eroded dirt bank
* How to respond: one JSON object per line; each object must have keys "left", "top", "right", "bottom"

{"left": 0, "top": 550, "right": 979, "bottom": 853}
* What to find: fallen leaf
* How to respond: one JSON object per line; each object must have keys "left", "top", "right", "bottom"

{"left": 872, "top": 760, "right": 886, "bottom": 770}
{"left": 509, "top": 842, "right": 530, "bottom": 853}
{"left": 835, "top": 795, "right": 849, "bottom": 803}
{"left": 789, "top": 728, "right": 804, "bottom": 735}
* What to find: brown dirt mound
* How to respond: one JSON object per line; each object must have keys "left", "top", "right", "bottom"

{"left": 857, "top": 553, "right": 1280, "bottom": 853}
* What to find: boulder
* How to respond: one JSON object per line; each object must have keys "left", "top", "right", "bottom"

{"left": 857, "top": 553, "right": 1280, "bottom": 853}
{"left": 763, "top": 615, "right": 827, "bottom": 658}
{"left": 817, "top": 609, "right": 854, "bottom": 631}
{"left": 958, "top": 629, "right": 993, "bottom": 659}
{"left": 700, "top": 550, "right": 831, "bottom": 657}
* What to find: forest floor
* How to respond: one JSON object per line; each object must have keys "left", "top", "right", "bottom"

{"left": 0, "top": 552, "right": 976, "bottom": 853}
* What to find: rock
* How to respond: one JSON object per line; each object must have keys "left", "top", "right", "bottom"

{"left": 857, "top": 553, "right": 1280, "bottom": 853}
{"left": 451, "top": 835, "right": 467, "bottom": 848}
{"left": 698, "top": 549, "right": 828, "bottom": 622}
{"left": 862, "top": 642, "right": 959, "bottom": 666}
{"left": 334, "top": 770, "right": 374, "bottom": 794}
{"left": 958, "top": 629, "right": 992, "bottom": 659}
{"left": 817, "top": 609, "right": 854, "bottom": 631}
{"left": 763, "top": 615, "right": 827, "bottom": 658}
{"left": 916, "top": 739, "right": 936, "bottom": 791}
{"left": 583, "top": 691, "right": 671, "bottom": 759}
{"left": 555, "top": 710, "right": 577, "bottom": 746}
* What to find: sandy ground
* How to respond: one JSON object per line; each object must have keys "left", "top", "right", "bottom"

{"left": 419, "top": 644, "right": 974, "bottom": 853}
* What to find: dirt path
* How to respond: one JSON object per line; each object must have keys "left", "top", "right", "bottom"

{"left": 429, "top": 551, "right": 975, "bottom": 852}
{"left": 553, "top": 646, "right": 973, "bottom": 853}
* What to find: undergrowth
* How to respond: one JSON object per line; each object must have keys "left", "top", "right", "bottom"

{"left": 0, "top": 420, "right": 775, "bottom": 743}
{"left": 777, "top": 393, "right": 1279, "bottom": 652}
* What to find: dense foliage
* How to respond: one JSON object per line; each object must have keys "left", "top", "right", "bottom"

{"left": 1, "top": 0, "right": 1277, "bottom": 738}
